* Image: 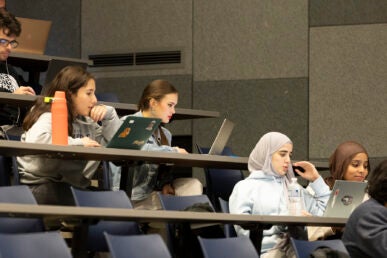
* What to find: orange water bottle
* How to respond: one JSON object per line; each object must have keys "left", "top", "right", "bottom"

{"left": 51, "top": 91, "right": 68, "bottom": 145}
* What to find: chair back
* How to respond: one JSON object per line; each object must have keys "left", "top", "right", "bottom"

{"left": 96, "top": 92, "right": 119, "bottom": 102}
{"left": 291, "top": 237, "right": 350, "bottom": 258}
{"left": 0, "top": 185, "right": 44, "bottom": 233}
{"left": 158, "top": 193, "right": 219, "bottom": 257}
{"left": 70, "top": 187, "right": 141, "bottom": 252}
{"left": 0, "top": 231, "right": 72, "bottom": 258}
{"left": 218, "top": 197, "right": 237, "bottom": 238}
{"left": 100, "top": 161, "right": 112, "bottom": 190}
{"left": 196, "top": 145, "right": 244, "bottom": 211}
{"left": 0, "top": 155, "right": 11, "bottom": 186}
{"left": 0, "top": 127, "right": 21, "bottom": 185}
{"left": 158, "top": 193, "right": 215, "bottom": 211}
{"left": 105, "top": 233, "right": 172, "bottom": 258}
{"left": 198, "top": 236, "right": 259, "bottom": 258}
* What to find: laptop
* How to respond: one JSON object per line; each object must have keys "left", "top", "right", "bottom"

{"left": 13, "top": 17, "right": 52, "bottom": 55}
{"left": 207, "top": 119, "right": 235, "bottom": 155}
{"left": 323, "top": 180, "right": 367, "bottom": 218}
{"left": 106, "top": 116, "right": 161, "bottom": 150}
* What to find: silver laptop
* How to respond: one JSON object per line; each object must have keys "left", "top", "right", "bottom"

{"left": 13, "top": 17, "right": 52, "bottom": 55}
{"left": 207, "top": 119, "right": 235, "bottom": 155}
{"left": 323, "top": 180, "right": 367, "bottom": 218}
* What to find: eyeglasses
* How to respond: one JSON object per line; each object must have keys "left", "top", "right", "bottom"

{"left": 0, "top": 38, "right": 19, "bottom": 48}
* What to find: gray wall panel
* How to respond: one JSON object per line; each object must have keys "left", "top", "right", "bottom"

{"left": 193, "top": 0, "right": 308, "bottom": 81}
{"left": 81, "top": 0, "right": 193, "bottom": 76}
{"left": 309, "top": 24, "right": 387, "bottom": 159}
{"left": 8, "top": 1, "right": 387, "bottom": 164}
{"left": 8, "top": 0, "right": 81, "bottom": 58}
{"left": 193, "top": 78, "right": 308, "bottom": 160}
{"left": 310, "top": 0, "right": 387, "bottom": 26}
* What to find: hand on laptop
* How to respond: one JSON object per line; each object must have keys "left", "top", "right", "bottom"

{"left": 301, "top": 210, "right": 312, "bottom": 217}
{"left": 174, "top": 147, "right": 188, "bottom": 154}
{"left": 81, "top": 136, "right": 101, "bottom": 147}
{"left": 13, "top": 86, "right": 36, "bottom": 95}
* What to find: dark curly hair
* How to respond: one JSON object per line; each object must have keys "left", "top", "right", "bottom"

{"left": 367, "top": 159, "right": 387, "bottom": 205}
{"left": 0, "top": 8, "right": 21, "bottom": 37}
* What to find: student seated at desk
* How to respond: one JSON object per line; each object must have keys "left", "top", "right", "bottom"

{"left": 308, "top": 141, "right": 369, "bottom": 241}
{"left": 110, "top": 79, "right": 202, "bottom": 209}
{"left": 17, "top": 66, "right": 121, "bottom": 205}
{"left": 0, "top": 8, "right": 36, "bottom": 126}
{"left": 342, "top": 159, "right": 387, "bottom": 258}
{"left": 229, "top": 132, "right": 330, "bottom": 257}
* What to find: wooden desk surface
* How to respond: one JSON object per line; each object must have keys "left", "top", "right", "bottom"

{"left": 0, "top": 140, "right": 248, "bottom": 170}
{"left": 0, "top": 92, "right": 220, "bottom": 120}
{"left": 0, "top": 203, "right": 347, "bottom": 227}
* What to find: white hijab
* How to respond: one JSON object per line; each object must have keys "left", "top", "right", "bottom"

{"left": 248, "top": 132, "right": 295, "bottom": 182}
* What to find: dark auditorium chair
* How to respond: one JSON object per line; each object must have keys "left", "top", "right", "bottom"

{"left": 104, "top": 233, "right": 172, "bottom": 258}
{"left": 0, "top": 231, "right": 72, "bottom": 258}
{"left": 70, "top": 187, "right": 141, "bottom": 255}
{"left": 0, "top": 128, "right": 21, "bottom": 186}
{"left": 96, "top": 92, "right": 120, "bottom": 103}
{"left": 290, "top": 237, "right": 350, "bottom": 258}
{"left": 0, "top": 185, "right": 44, "bottom": 233}
{"left": 196, "top": 145, "right": 244, "bottom": 211}
{"left": 198, "top": 236, "right": 259, "bottom": 258}
{"left": 218, "top": 197, "right": 237, "bottom": 238}
{"left": 158, "top": 193, "right": 223, "bottom": 257}
{"left": 0, "top": 155, "right": 11, "bottom": 186}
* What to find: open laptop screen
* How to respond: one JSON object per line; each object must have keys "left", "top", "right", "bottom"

{"left": 323, "top": 180, "right": 367, "bottom": 218}
{"left": 106, "top": 116, "right": 161, "bottom": 150}
{"left": 208, "top": 119, "right": 235, "bottom": 155}
{"left": 13, "top": 17, "right": 52, "bottom": 55}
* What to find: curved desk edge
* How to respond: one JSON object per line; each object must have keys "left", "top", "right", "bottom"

{"left": 0, "top": 93, "right": 219, "bottom": 120}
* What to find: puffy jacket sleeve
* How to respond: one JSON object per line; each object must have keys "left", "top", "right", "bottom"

{"left": 303, "top": 176, "right": 331, "bottom": 216}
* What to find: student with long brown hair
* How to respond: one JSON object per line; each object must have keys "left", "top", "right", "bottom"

{"left": 17, "top": 66, "right": 121, "bottom": 205}
{"left": 113, "top": 79, "right": 203, "bottom": 209}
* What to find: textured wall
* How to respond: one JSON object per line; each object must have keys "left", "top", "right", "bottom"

{"left": 309, "top": 1, "right": 387, "bottom": 159}
{"left": 81, "top": 0, "right": 192, "bottom": 77}
{"left": 7, "top": 0, "right": 81, "bottom": 58}
{"left": 193, "top": 0, "right": 308, "bottom": 81}
{"left": 193, "top": 79, "right": 308, "bottom": 160}
{"left": 309, "top": 24, "right": 387, "bottom": 159}
{"left": 8, "top": 0, "right": 387, "bottom": 162}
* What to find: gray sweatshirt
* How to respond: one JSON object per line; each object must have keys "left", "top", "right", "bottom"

{"left": 17, "top": 105, "right": 121, "bottom": 188}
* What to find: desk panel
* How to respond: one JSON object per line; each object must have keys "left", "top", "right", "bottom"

{"left": 8, "top": 52, "right": 92, "bottom": 89}
{"left": 0, "top": 203, "right": 346, "bottom": 227}
{"left": 0, "top": 92, "right": 220, "bottom": 120}
{"left": 0, "top": 140, "right": 248, "bottom": 170}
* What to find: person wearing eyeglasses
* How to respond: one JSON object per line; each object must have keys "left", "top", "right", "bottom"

{"left": 0, "top": 7, "right": 35, "bottom": 127}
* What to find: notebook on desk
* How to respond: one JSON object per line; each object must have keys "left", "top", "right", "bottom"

{"left": 13, "top": 17, "right": 52, "bottom": 55}
{"left": 106, "top": 116, "right": 161, "bottom": 150}
{"left": 207, "top": 119, "right": 235, "bottom": 155}
{"left": 323, "top": 180, "right": 367, "bottom": 218}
